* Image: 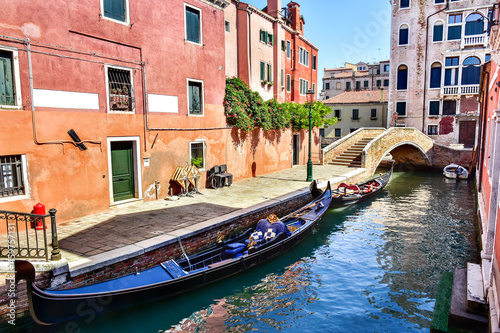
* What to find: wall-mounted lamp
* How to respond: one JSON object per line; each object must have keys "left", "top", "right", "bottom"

{"left": 67, "top": 129, "right": 87, "bottom": 151}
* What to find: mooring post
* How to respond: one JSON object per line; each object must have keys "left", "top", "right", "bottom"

{"left": 49, "top": 208, "right": 61, "bottom": 261}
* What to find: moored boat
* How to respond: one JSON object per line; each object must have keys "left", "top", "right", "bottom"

{"left": 310, "top": 165, "right": 392, "bottom": 208}
{"left": 443, "top": 163, "right": 469, "bottom": 180}
{"left": 15, "top": 182, "right": 332, "bottom": 325}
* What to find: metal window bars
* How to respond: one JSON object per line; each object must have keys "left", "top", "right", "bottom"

{"left": 108, "top": 68, "right": 133, "bottom": 111}
{"left": 0, "top": 155, "right": 24, "bottom": 198}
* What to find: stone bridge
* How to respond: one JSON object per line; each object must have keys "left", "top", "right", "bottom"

{"left": 322, "top": 127, "right": 474, "bottom": 180}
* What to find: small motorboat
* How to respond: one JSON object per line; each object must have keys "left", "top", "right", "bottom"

{"left": 310, "top": 164, "right": 392, "bottom": 208}
{"left": 443, "top": 164, "right": 469, "bottom": 180}
{"left": 15, "top": 183, "right": 332, "bottom": 325}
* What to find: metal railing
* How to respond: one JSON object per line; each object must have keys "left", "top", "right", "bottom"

{"left": 0, "top": 208, "right": 61, "bottom": 261}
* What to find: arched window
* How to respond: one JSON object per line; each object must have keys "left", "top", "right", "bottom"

{"left": 461, "top": 56, "right": 481, "bottom": 85}
{"left": 397, "top": 65, "right": 408, "bottom": 90}
{"left": 465, "top": 13, "right": 484, "bottom": 36}
{"left": 433, "top": 21, "right": 443, "bottom": 42}
{"left": 430, "top": 62, "right": 442, "bottom": 88}
{"left": 399, "top": 25, "right": 409, "bottom": 45}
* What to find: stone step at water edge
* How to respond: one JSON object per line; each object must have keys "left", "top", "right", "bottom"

{"left": 449, "top": 268, "right": 488, "bottom": 332}
{"left": 467, "top": 263, "right": 488, "bottom": 315}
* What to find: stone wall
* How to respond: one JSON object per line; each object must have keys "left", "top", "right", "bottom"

{"left": 322, "top": 128, "right": 385, "bottom": 164}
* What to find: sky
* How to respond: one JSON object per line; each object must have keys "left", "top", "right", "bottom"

{"left": 247, "top": 0, "right": 392, "bottom": 82}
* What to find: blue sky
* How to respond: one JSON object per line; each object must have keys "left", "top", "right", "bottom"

{"left": 247, "top": 0, "right": 392, "bottom": 80}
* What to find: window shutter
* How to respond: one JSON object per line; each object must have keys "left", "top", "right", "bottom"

{"left": 433, "top": 25, "right": 443, "bottom": 42}
{"left": 186, "top": 7, "right": 201, "bottom": 43}
{"left": 260, "top": 62, "right": 265, "bottom": 81}
{"left": 448, "top": 26, "right": 461, "bottom": 40}
{"left": 269, "top": 34, "right": 273, "bottom": 45}
{"left": 264, "top": 31, "right": 268, "bottom": 43}
{"left": 430, "top": 67, "right": 441, "bottom": 88}
{"left": 0, "top": 51, "right": 14, "bottom": 105}
{"left": 281, "top": 40, "right": 286, "bottom": 51}
{"left": 429, "top": 101, "right": 440, "bottom": 115}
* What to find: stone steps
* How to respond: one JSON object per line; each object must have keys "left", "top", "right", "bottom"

{"left": 328, "top": 137, "right": 376, "bottom": 168}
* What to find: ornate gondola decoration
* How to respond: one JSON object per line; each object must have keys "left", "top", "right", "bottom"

{"left": 15, "top": 183, "right": 332, "bottom": 325}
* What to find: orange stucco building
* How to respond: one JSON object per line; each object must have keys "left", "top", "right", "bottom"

{"left": 0, "top": 0, "right": 319, "bottom": 225}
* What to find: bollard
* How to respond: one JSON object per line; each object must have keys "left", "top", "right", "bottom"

{"left": 49, "top": 208, "right": 61, "bottom": 261}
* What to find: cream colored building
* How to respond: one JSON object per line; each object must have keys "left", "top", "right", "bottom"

{"left": 389, "top": 0, "right": 493, "bottom": 147}
{"left": 322, "top": 90, "right": 388, "bottom": 140}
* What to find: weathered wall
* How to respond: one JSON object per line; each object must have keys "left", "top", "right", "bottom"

{"left": 323, "top": 128, "right": 385, "bottom": 164}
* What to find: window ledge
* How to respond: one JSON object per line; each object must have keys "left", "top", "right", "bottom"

{"left": 0, "top": 194, "right": 29, "bottom": 204}
{"left": 370, "top": 117, "right": 378, "bottom": 120}
{"left": 0, "top": 105, "right": 23, "bottom": 110}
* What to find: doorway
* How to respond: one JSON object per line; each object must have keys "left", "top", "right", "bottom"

{"left": 292, "top": 134, "right": 300, "bottom": 166}
{"left": 458, "top": 121, "right": 476, "bottom": 148}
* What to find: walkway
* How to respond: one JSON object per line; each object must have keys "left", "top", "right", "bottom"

{"left": 56, "top": 164, "right": 358, "bottom": 271}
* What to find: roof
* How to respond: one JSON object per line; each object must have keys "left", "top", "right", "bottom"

{"left": 322, "top": 90, "right": 387, "bottom": 105}
{"left": 331, "top": 70, "right": 370, "bottom": 79}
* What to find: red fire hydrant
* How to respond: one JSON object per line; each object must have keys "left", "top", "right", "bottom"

{"left": 31, "top": 203, "right": 46, "bottom": 230}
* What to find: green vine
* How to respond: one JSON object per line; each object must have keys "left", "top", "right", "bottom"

{"left": 224, "top": 77, "right": 336, "bottom": 132}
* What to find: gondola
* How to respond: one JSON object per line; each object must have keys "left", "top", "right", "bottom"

{"left": 15, "top": 182, "right": 332, "bottom": 325}
{"left": 310, "top": 165, "right": 392, "bottom": 208}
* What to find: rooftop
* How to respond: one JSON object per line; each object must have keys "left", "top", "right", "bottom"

{"left": 323, "top": 90, "right": 387, "bottom": 105}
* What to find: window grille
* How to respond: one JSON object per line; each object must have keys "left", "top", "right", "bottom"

{"left": 108, "top": 68, "right": 133, "bottom": 111}
{"left": 0, "top": 155, "right": 24, "bottom": 197}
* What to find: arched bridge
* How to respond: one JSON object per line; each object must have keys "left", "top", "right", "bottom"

{"left": 322, "top": 127, "right": 474, "bottom": 177}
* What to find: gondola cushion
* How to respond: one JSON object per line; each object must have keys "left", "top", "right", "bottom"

{"left": 224, "top": 242, "right": 247, "bottom": 257}
{"left": 264, "top": 229, "right": 276, "bottom": 241}
{"left": 250, "top": 231, "right": 263, "bottom": 240}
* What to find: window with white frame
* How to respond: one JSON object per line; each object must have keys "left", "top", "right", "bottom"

{"left": 107, "top": 66, "right": 134, "bottom": 112}
{"left": 433, "top": 21, "right": 444, "bottom": 42}
{"left": 400, "top": 0, "right": 410, "bottom": 8}
{"left": 428, "top": 125, "right": 438, "bottom": 135}
{"left": 396, "top": 101, "right": 407, "bottom": 117}
{"left": 188, "top": 79, "right": 203, "bottom": 115}
{"left": 0, "top": 48, "right": 21, "bottom": 107}
{"left": 0, "top": 155, "right": 27, "bottom": 199}
{"left": 429, "top": 100, "right": 440, "bottom": 116}
{"left": 352, "top": 109, "right": 360, "bottom": 121}
{"left": 334, "top": 128, "right": 341, "bottom": 137}
{"left": 260, "top": 61, "right": 272, "bottom": 82}
{"left": 399, "top": 24, "right": 409, "bottom": 45}
{"left": 286, "top": 74, "right": 291, "bottom": 92}
{"left": 286, "top": 40, "right": 291, "bottom": 58}
{"left": 465, "top": 13, "right": 484, "bottom": 36}
{"left": 334, "top": 109, "right": 341, "bottom": 120}
{"left": 259, "top": 29, "right": 273, "bottom": 46}
{"left": 430, "top": 62, "right": 442, "bottom": 88}
{"left": 281, "top": 69, "right": 284, "bottom": 88}
{"left": 102, "top": 0, "right": 129, "bottom": 24}
{"left": 185, "top": 4, "right": 202, "bottom": 45}
{"left": 299, "top": 47, "right": 309, "bottom": 66}
{"left": 444, "top": 56, "right": 459, "bottom": 86}
{"left": 448, "top": 13, "right": 462, "bottom": 40}
{"left": 299, "top": 79, "right": 309, "bottom": 95}
{"left": 190, "top": 141, "right": 205, "bottom": 170}
{"left": 225, "top": 20, "right": 231, "bottom": 33}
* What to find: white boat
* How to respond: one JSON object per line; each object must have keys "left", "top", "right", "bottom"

{"left": 443, "top": 164, "right": 469, "bottom": 180}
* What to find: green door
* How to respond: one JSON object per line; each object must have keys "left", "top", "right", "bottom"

{"left": 111, "top": 141, "right": 135, "bottom": 201}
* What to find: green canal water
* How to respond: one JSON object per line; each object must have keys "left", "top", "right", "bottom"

{"left": 50, "top": 171, "right": 478, "bottom": 332}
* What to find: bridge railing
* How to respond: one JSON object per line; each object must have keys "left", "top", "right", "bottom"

{"left": 322, "top": 128, "right": 385, "bottom": 165}
{"left": 361, "top": 127, "right": 434, "bottom": 172}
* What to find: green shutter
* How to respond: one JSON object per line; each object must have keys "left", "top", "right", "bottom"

{"left": 104, "top": 0, "right": 125, "bottom": 22}
{"left": 260, "top": 62, "right": 265, "bottom": 81}
{"left": 281, "top": 40, "right": 286, "bottom": 51}
{"left": 0, "top": 51, "right": 14, "bottom": 105}
{"left": 264, "top": 31, "right": 268, "bottom": 44}
{"left": 267, "top": 64, "right": 271, "bottom": 81}
{"left": 269, "top": 34, "right": 273, "bottom": 45}
{"left": 287, "top": 75, "right": 291, "bottom": 91}
{"left": 186, "top": 7, "right": 201, "bottom": 43}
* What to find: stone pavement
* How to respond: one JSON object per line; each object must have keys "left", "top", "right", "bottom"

{"left": 53, "top": 164, "right": 361, "bottom": 271}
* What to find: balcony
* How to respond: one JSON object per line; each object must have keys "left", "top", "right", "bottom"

{"left": 460, "top": 34, "right": 489, "bottom": 49}
{"left": 441, "top": 84, "right": 479, "bottom": 96}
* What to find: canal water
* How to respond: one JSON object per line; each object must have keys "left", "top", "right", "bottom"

{"left": 52, "top": 171, "right": 478, "bottom": 332}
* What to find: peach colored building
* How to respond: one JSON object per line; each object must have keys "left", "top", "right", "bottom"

{"left": 0, "top": 0, "right": 319, "bottom": 226}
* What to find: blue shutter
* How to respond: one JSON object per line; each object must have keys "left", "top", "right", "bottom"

{"left": 430, "top": 67, "right": 441, "bottom": 88}
{"left": 461, "top": 66, "right": 480, "bottom": 85}
{"left": 186, "top": 7, "right": 200, "bottom": 43}
{"left": 429, "top": 101, "right": 440, "bottom": 116}
{"left": 104, "top": 0, "right": 125, "bottom": 22}
{"left": 397, "top": 68, "right": 408, "bottom": 90}
{"left": 465, "top": 20, "right": 483, "bottom": 36}
{"left": 396, "top": 102, "right": 406, "bottom": 116}
{"left": 433, "top": 25, "right": 443, "bottom": 42}
{"left": 399, "top": 28, "right": 409, "bottom": 45}
{"left": 448, "top": 26, "right": 461, "bottom": 40}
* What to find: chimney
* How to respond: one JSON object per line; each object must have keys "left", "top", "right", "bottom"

{"left": 380, "top": 88, "right": 385, "bottom": 103}
{"left": 267, "top": 0, "right": 282, "bottom": 19}
{"left": 288, "top": 2, "right": 301, "bottom": 32}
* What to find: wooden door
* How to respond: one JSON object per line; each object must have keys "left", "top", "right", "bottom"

{"left": 111, "top": 141, "right": 135, "bottom": 201}
{"left": 459, "top": 121, "right": 476, "bottom": 148}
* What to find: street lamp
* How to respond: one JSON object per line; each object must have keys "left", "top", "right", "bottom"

{"left": 306, "top": 88, "right": 315, "bottom": 182}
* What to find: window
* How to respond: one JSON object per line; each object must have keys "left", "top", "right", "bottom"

{"left": 429, "top": 101, "right": 440, "bottom": 116}
{"left": 396, "top": 101, "right": 406, "bottom": 117}
{"left": 433, "top": 21, "right": 444, "bottom": 42}
{"left": 486, "top": 54, "right": 491, "bottom": 62}
{"left": 384, "top": 79, "right": 389, "bottom": 87}
{"left": 428, "top": 125, "right": 438, "bottom": 135}
{"left": 356, "top": 81, "right": 361, "bottom": 90}
{"left": 0, "top": 155, "right": 27, "bottom": 199}
{"left": 0, "top": 50, "right": 19, "bottom": 106}
{"left": 444, "top": 56, "right": 459, "bottom": 86}
{"left": 281, "top": 40, "right": 286, "bottom": 51}
{"left": 384, "top": 64, "right": 390, "bottom": 72}
{"left": 188, "top": 79, "right": 203, "bottom": 115}
{"left": 430, "top": 62, "right": 442, "bottom": 88}
{"left": 103, "top": 0, "right": 127, "bottom": 23}
{"left": 281, "top": 69, "right": 284, "bottom": 88}
{"left": 312, "top": 55, "right": 317, "bottom": 70}
{"left": 399, "top": 24, "right": 409, "bottom": 45}
{"left": 260, "top": 31, "right": 274, "bottom": 45}
{"left": 325, "top": 82, "right": 330, "bottom": 90}
{"left": 334, "top": 128, "right": 341, "bottom": 137}
{"left": 225, "top": 20, "right": 231, "bottom": 33}
{"left": 260, "top": 62, "right": 272, "bottom": 82}
{"left": 435, "top": 0, "right": 445, "bottom": 3}
{"left": 443, "top": 100, "right": 456, "bottom": 115}
{"left": 400, "top": 0, "right": 410, "bottom": 8}
{"left": 190, "top": 142, "right": 205, "bottom": 170}
{"left": 448, "top": 13, "right": 462, "bottom": 40}
{"left": 371, "top": 108, "right": 377, "bottom": 119}
{"left": 299, "top": 47, "right": 309, "bottom": 66}
{"left": 376, "top": 80, "right": 381, "bottom": 87}
{"left": 462, "top": 56, "right": 481, "bottom": 85}
{"left": 336, "top": 82, "right": 341, "bottom": 90}
{"left": 346, "top": 82, "right": 351, "bottom": 91}
{"left": 352, "top": 109, "right": 359, "bottom": 121}
{"left": 397, "top": 65, "right": 408, "bottom": 90}
{"left": 350, "top": 128, "right": 358, "bottom": 133}
{"left": 334, "top": 109, "right": 341, "bottom": 120}
{"left": 107, "top": 67, "right": 133, "bottom": 112}
{"left": 364, "top": 80, "right": 369, "bottom": 88}
{"left": 299, "top": 79, "right": 309, "bottom": 95}
{"left": 319, "top": 129, "right": 325, "bottom": 137}
{"left": 286, "top": 40, "right": 291, "bottom": 58}
{"left": 286, "top": 74, "right": 291, "bottom": 92}
{"left": 465, "top": 13, "right": 484, "bottom": 36}
{"left": 185, "top": 4, "right": 202, "bottom": 44}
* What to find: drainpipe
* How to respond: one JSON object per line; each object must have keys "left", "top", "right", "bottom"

{"left": 477, "top": 62, "right": 490, "bottom": 192}
{"left": 422, "top": 0, "right": 449, "bottom": 134}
